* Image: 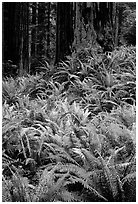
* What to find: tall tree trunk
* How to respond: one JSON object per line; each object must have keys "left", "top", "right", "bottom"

{"left": 37, "top": 3, "right": 46, "bottom": 57}
{"left": 18, "top": 2, "right": 29, "bottom": 76}
{"left": 3, "top": 3, "right": 18, "bottom": 63}
{"left": 31, "top": 2, "right": 37, "bottom": 57}
{"left": 114, "top": 3, "right": 119, "bottom": 47}
{"left": 55, "top": 2, "right": 74, "bottom": 64}
{"left": 47, "top": 2, "right": 50, "bottom": 58}
{"left": 73, "top": 2, "right": 97, "bottom": 49}
{"left": 74, "top": 2, "right": 83, "bottom": 47}
{"left": 93, "top": 2, "right": 115, "bottom": 52}
{"left": 3, "top": 2, "right": 30, "bottom": 76}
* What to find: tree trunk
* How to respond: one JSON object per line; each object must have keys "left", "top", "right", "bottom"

{"left": 31, "top": 2, "right": 37, "bottom": 57}
{"left": 3, "top": 2, "right": 30, "bottom": 76}
{"left": 73, "top": 2, "right": 97, "bottom": 50}
{"left": 3, "top": 3, "right": 18, "bottom": 63}
{"left": 18, "top": 2, "right": 29, "bottom": 76}
{"left": 93, "top": 2, "right": 115, "bottom": 52}
{"left": 37, "top": 3, "right": 46, "bottom": 57}
{"left": 74, "top": 2, "right": 83, "bottom": 47}
{"left": 114, "top": 3, "right": 119, "bottom": 47}
{"left": 55, "top": 2, "right": 74, "bottom": 64}
{"left": 47, "top": 2, "right": 51, "bottom": 58}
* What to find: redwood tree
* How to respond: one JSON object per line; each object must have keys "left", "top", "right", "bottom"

{"left": 31, "top": 2, "right": 37, "bottom": 57}
{"left": 46, "top": 2, "right": 51, "bottom": 58}
{"left": 18, "top": 2, "right": 30, "bottom": 75}
{"left": 55, "top": 2, "right": 74, "bottom": 64}
{"left": 3, "top": 3, "right": 18, "bottom": 63}
{"left": 3, "top": 2, "right": 30, "bottom": 76}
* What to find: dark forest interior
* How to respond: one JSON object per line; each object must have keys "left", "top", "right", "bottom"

{"left": 3, "top": 2, "right": 136, "bottom": 76}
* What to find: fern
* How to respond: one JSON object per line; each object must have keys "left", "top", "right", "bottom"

{"left": 41, "top": 172, "right": 69, "bottom": 201}
{"left": 81, "top": 148, "right": 102, "bottom": 170}
{"left": 67, "top": 176, "right": 108, "bottom": 201}
{"left": 51, "top": 144, "right": 80, "bottom": 165}
{"left": 2, "top": 177, "right": 12, "bottom": 202}
{"left": 32, "top": 164, "right": 57, "bottom": 201}
{"left": 2, "top": 46, "right": 136, "bottom": 202}
{"left": 122, "top": 172, "right": 136, "bottom": 202}
{"left": 33, "top": 163, "right": 82, "bottom": 202}
{"left": 97, "top": 152, "right": 125, "bottom": 201}
{"left": 69, "top": 131, "right": 82, "bottom": 148}
{"left": 58, "top": 189, "right": 82, "bottom": 202}
{"left": 40, "top": 162, "right": 107, "bottom": 201}
{"left": 122, "top": 171, "right": 136, "bottom": 185}
{"left": 3, "top": 173, "right": 32, "bottom": 202}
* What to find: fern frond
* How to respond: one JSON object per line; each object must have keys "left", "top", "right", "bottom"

{"left": 122, "top": 172, "right": 136, "bottom": 185}
{"left": 44, "top": 162, "right": 107, "bottom": 202}
{"left": 107, "top": 146, "right": 126, "bottom": 166}
{"left": 98, "top": 152, "right": 125, "bottom": 201}
{"left": 51, "top": 163, "right": 88, "bottom": 180}
{"left": 81, "top": 148, "right": 102, "bottom": 170}
{"left": 67, "top": 175, "right": 108, "bottom": 201}
{"left": 59, "top": 189, "right": 82, "bottom": 202}
{"left": 49, "top": 144, "right": 80, "bottom": 165}
{"left": 122, "top": 172, "right": 136, "bottom": 202}
{"left": 41, "top": 172, "right": 69, "bottom": 201}
{"left": 32, "top": 164, "right": 58, "bottom": 201}
{"left": 2, "top": 177, "right": 12, "bottom": 202}
{"left": 70, "top": 131, "right": 82, "bottom": 148}
{"left": 3, "top": 173, "right": 32, "bottom": 202}
{"left": 114, "top": 162, "right": 134, "bottom": 179}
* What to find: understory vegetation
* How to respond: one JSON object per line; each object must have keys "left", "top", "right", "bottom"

{"left": 2, "top": 45, "right": 136, "bottom": 202}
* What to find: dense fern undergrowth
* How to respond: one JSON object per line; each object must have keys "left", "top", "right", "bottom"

{"left": 2, "top": 45, "right": 136, "bottom": 202}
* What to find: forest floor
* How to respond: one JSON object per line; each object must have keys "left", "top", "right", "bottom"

{"left": 2, "top": 45, "right": 136, "bottom": 202}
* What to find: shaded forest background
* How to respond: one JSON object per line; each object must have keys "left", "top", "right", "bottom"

{"left": 2, "top": 2, "right": 136, "bottom": 77}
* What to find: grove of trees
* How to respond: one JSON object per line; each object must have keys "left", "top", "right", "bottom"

{"left": 3, "top": 2, "right": 136, "bottom": 76}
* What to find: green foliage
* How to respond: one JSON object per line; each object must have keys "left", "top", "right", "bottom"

{"left": 2, "top": 46, "right": 136, "bottom": 202}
